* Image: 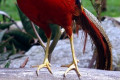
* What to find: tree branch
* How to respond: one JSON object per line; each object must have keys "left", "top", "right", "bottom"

{"left": 30, "top": 22, "right": 46, "bottom": 51}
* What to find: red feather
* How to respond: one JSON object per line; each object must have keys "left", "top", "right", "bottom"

{"left": 17, "top": 0, "right": 76, "bottom": 38}
{"left": 77, "top": 8, "right": 112, "bottom": 70}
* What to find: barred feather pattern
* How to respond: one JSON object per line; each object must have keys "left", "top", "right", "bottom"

{"left": 74, "top": 7, "right": 112, "bottom": 70}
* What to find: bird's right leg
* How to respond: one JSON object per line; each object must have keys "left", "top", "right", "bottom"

{"left": 32, "top": 36, "right": 52, "bottom": 76}
{"left": 64, "top": 34, "right": 80, "bottom": 77}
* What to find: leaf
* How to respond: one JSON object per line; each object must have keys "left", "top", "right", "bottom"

{"left": 0, "top": 37, "right": 13, "bottom": 53}
{"left": 0, "top": 10, "right": 20, "bottom": 29}
{"left": 0, "top": 37, "right": 13, "bottom": 49}
{"left": 0, "top": 29, "right": 7, "bottom": 42}
{"left": 0, "top": 10, "right": 10, "bottom": 18}
{"left": 4, "top": 60, "right": 11, "bottom": 68}
{"left": 11, "top": 44, "right": 17, "bottom": 55}
{"left": 0, "top": 52, "right": 12, "bottom": 61}
{"left": 5, "top": 30, "right": 34, "bottom": 51}
{"left": 0, "top": 0, "right": 1, "bottom": 2}
{"left": 9, "top": 53, "right": 24, "bottom": 60}
{"left": 0, "top": 0, "right": 6, "bottom": 6}
{"left": 16, "top": 4, "right": 39, "bottom": 38}
{"left": 0, "top": 23, "right": 13, "bottom": 29}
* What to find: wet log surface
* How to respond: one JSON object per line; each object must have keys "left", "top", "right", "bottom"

{"left": 0, "top": 67, "right": 120, "bottom": 80}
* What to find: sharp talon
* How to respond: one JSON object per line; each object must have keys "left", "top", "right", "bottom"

{"left": 47, "top": 65, "right": 52, "bottom": 74}
{"left": 36, "top": 70, "right": 39, "bottom": 76}
{"left": 75, "top": 69, "right": 81, "bottom": 77}
{"left": 49, "top": 63, "right": 52, "bottom": 66}
{"left": 63, "top": 61, "right": 80, "bottom": 77}
{"left": 64, "top": 73, "right": 66, "bottom": 77}
{"left": 32, "top": 60, "right": 52, "bottom": 76}
{"left": 77, "top": 60, "right": 79, "bottom": 62}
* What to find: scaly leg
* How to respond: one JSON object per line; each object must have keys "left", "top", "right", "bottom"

{"left": 63, "top": 34, "right": 80, "bottom": 77}
{"left": 32, "top": 37, "right": 52, "bottom": 76}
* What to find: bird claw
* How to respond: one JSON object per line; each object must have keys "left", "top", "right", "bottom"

{"left": 62, "top": 60, "right": 80, "bottom": 77}
{"left": 32, "top": 60, "right": 52, "bottom": 76}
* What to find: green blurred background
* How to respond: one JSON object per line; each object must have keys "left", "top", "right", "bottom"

{"left": 0, "top": 0, "right": 120, "bottom": 20}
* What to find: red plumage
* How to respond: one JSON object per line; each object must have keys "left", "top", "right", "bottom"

{"left": 77, "top": 8, "right": 112, "bottom": 70}
{"left": 17, "top": 0, "right": 76, "bottom": 38}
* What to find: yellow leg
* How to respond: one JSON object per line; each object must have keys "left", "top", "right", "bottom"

{"left": 63, "top": 34, "right": 80, "bottom": 77}
{"left": 32, "top": 37, "right": 52, "bottom": 76}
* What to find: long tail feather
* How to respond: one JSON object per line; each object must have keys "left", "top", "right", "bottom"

{"left": 83, "top": 31, "right": 87, "bottom": 54}
{"left": 75, "top": 7, "right": 112, "bottom": 70}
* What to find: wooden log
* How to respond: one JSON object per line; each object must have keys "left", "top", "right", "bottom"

{"left": 0, "top": 67, "right": 120, "bottom": 80}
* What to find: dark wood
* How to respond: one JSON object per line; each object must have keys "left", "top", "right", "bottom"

{"left": 101, "top": 0, "right": 107, "bottom": 11}
{"left": 0, "top": 67, "right": 120, "bottom": 80}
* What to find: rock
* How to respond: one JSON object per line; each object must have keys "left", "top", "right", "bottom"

{"left": 114, "top": 66, "right": 120, "bottom": 71}
{"left": 9, "top": 54, "right": 24, "bottom": 60}
{"left": 0, "top": 67, "right": 120, "bottom": 80}
{"left": 114, "top": 17, "right": 120, "bottom": 22}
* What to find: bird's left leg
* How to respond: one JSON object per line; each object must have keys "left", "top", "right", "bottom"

{"left": 63, "top": 33, "right": 80, "bottom": 77}
{"left": 32, "top": 36, "right": 52, "bottom": 75}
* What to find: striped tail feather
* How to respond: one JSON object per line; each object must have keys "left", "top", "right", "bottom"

{"left": 75, "top": 7, "right": 112, "bottom": 70}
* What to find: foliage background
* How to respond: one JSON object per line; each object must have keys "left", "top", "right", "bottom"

{"left": 0, "top": 0, "right": 120, "bottom": 21}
